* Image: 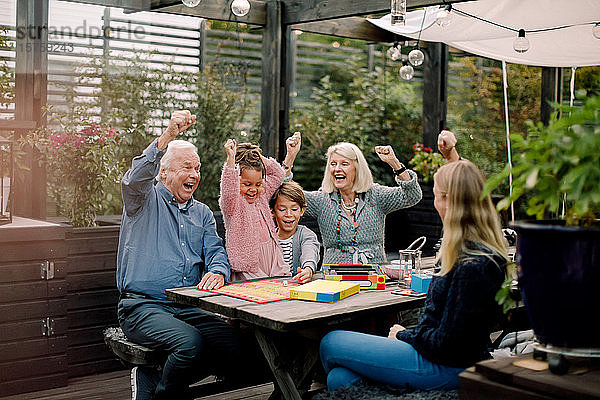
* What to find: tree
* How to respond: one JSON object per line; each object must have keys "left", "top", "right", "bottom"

{"left": 290, "top": 59, "right": 422, "bottom": 190}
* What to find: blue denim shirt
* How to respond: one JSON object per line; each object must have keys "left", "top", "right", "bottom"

{"left": 116, "top": 139, "right": 230, "bottom": 300}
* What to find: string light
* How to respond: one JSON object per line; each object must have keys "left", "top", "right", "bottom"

{"left": 513, "top": 29, "right": 530, "bottom": 53}
{"left": 231, "top": 0, "right": 251, "bottom": 17}
{"left": 399, "top": 62, "right": 414, "bottom": 80}
{"left": 386, "top": 42, "right": 402, "bottom": 61}
{"left": 408, "top": 46, "right": 425, "bottom": 66}
{"left": 182, "top": 0, "right": 201, "bottom": 7}
{"left": 446, "top": 7, "right": 600, "bottom": 52}
{"left": 436, "top": 5, "right": 453, "bottom": 27}
{"left": 593, "top": 23, "right": 600, "bottom": 39}
{"left": 391, "top": 0, "right": 407, "bottom": 26}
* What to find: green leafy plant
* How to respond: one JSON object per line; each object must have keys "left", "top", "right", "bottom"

{"left": 21, "top": 108, "right": 122, "bottom": 227}
{"left": 484, "top": 90, "right": 600, "bottom": 227}
{"left": 0, "top": 26, "right": 14, "bottom": 109}
{"left": 191, "top": 63, "right": 256, "bottom": 209}
{"left": 495, "top": 263, "right": 520, "bottom": 314}
{"left": 447, "top": 57, "right": 541, "bottom": 180}
{"left": 408, "top": 143, "right": 446, "bottom": 184}
{"left": 69, "top": 52, "right": 253, "bottom": 211}
{"left": 290, "top": 59, "right": 422, "bottom": 190}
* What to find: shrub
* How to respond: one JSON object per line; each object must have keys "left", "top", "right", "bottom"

{"left": 22, "top": 108, "right": 122, "bottom": 227}
{"left": 290, "top": 59, "right": 422, "bottom": 190}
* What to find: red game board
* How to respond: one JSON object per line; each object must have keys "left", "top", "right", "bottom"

{"left": 202, "top": 278, "right": 300, "bottom": 303}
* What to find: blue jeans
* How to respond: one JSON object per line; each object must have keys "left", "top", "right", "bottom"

{"left": 118, "top": 298, "right": 240, "bottom": 399}
{"left": 320, "top": 330, "right": 464, "bottom": 391}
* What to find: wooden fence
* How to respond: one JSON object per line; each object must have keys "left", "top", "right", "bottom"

{"left": 0, "top": 3, "right": 427, "bottom": 126}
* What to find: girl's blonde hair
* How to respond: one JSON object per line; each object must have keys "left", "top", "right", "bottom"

{"left": 321, "top": 142, "right": 374, "bottom": 193}
{"left": 236, "top": 143, "right": 265, "bottom": 177}
{"left": 434, "top": 160, "right": 508, "bottom": 275}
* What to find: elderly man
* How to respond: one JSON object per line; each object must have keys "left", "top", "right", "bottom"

{"left": 116, "top": 110, "right": 238, "bottom": 400}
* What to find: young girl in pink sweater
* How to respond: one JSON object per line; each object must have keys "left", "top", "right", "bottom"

{"left": 220, "top": 138, "right": 291, "bottom": 281}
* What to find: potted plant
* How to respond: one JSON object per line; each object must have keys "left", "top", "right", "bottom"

{"left": 21, "top": 107, "right": 123, "bottom": 227}
{"left": 408, "top": 143, "right": 447, "bottom": 184}
{"left": 484, "top": 91, "right": 600, "bottom": 350}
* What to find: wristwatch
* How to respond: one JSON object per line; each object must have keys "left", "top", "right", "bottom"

{"left": 393, "top": 163, "right": 407, "bottom": 176}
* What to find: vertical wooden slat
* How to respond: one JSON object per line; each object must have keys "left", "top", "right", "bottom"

{"left": 287, "top": 26, "right": 297, "bottom": 109}
{"left": 540, "top": 67, "right": 562, "bottom": 126}
{"left": 278, "top": 24, "right": 292, "bottom": 161}
{"left": 198, "top": 19, "right": 207, "bottom": 72}
{"left": 366, "top": 43, "right": 375, "bottom": 71}
{"left": 14, "top": 0, "right": 48, "bottom": 220}
{"left": 422, "top": 42, "right": 448, "bottom": 149}
{"left": 260, "top": 0, "right": 282, "bottom": 159}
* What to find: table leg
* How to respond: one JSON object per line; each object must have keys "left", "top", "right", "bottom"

{"left": 254, "top": 327, "right": 319, "bottom": 400}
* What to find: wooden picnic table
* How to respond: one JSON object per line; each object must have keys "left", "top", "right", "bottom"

{"left": 166, "top": 276, "right": 427, "bottom": 400}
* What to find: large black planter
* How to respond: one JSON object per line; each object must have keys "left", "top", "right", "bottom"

{"left": 513, "top": 220, "right": 600, "bottom": 349}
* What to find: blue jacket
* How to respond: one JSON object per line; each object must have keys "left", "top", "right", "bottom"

{"left": 397, "top": 243, "right": 506, "bottom": 368}
{"left": 116, "top": 139, "right": 230, "bottom": 300}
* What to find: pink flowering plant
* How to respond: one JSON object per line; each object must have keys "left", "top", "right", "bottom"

{"left": 23, "top": 111, "right": 122, "bottom": 227}
{"left": 408, "top": 143, "right": 446, "bottom": 184}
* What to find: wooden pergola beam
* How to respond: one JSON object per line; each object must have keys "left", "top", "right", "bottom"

{"left": 282, "top": 0, "right": 465, "bottom": 25}
{"left": 56, "top": 0, "right": 151, "bottom": 11}
{"left": 291, "top": 17, "right": 397, "bottom": 42}
{"left": 61, "top": 0, "right": 465, "bottom": 28}
{"left": 154, "top": 0, "right": 268, "bottom": 26}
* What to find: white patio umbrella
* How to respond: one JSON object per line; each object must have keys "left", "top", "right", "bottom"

{"left": 368, "top": 0, "right": 600, "bottom": 68}
{"left": 369, "top": 0, "right": 600, "bottom": 221}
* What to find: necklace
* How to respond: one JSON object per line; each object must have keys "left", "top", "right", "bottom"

{"left": 336, "top": 191, "right": 358, "bottom": 252}
{"left": 341, "top": 201, "right": 357, "bottom": 212}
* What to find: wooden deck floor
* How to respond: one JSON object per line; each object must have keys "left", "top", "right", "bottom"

{"left": 0, "top": 370, "right": 275, "bottom": 400}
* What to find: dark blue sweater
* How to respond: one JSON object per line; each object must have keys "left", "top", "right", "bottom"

{"left": 396, "top": 244, "right": 506, "bottom": 368}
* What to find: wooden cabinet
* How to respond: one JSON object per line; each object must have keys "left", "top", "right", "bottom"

{"left": 64, "top": 224, "right": 121, "bottom": 378}
{"left": 0, "top": 217, "right": 68, "bottom": 396}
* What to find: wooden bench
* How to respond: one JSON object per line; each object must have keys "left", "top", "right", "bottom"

{"left": 103, "top": 327, "right": 167, "bottom": 369}
{"left": 103, "top": 326, "right": 273, "bottom": 397}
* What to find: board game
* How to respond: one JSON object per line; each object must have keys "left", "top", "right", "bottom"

{"left": 289, "top": 279, "right": 360, "bottom": 303}
{"left": 324, "top": 274, "right": 386, "bottom": 289}
{"left": 322, "top": 263, "right": 382, "bottom": 275}
{"left": 202, "top": 278, "right": 300, "bottom": 303}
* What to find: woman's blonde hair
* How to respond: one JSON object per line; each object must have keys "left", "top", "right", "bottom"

{"left": 434, "top": 160, "right": 508, "bottom": 275}
{"left": 321, "top": 142, "right": 374, "bottom": 193}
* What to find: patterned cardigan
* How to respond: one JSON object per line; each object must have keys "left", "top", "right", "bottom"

{"left": 304, "top": 171, "right": 422, "bottom": 264}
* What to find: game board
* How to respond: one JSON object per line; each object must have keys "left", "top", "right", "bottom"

{"left": 204, "top": 278, "right": 300, "bottom": 303}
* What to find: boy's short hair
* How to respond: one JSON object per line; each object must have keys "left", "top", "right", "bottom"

{"left": 269, "top": 181, "right": 306, "bottom": 209}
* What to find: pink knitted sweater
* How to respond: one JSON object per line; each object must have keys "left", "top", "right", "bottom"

{"left": 219, "top": 158, "right": 285, "bottom": 273}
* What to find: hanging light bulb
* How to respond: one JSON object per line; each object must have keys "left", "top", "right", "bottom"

{"left": 435, "top": 5, "right": 453, "bottom": 27}
{"left": 390, "top": 0, "right": 407, "bottom": 26}
{"left": 182, "top": 0, "right": 201, "bottom": 7}
{"left": 408, "top": 47, "right": 424, "bottom": 67}
{"left": 386, "top": 42, "right": 402, "bottom": 61}
{"left": 593, "top": 23, "right": 600, "bottom": 39}
{"left": 399, "top": 62, "right": 414, "bottom": 80}
{"left": 231, "top": 0, "right": 251, "bottom": 17}
{"left": 513, "top": 29, "right": 530, "bottom": 53}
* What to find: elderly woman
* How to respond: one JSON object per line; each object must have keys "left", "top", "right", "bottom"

{"left": 284, "top": 133, "right": 422, "bottom": 264}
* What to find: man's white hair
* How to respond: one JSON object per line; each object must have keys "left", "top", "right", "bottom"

{"left": 157, "top": 140, "right": 199, "bottom": 181}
